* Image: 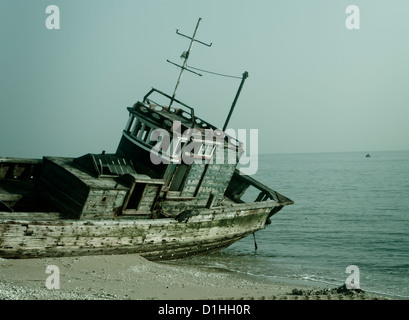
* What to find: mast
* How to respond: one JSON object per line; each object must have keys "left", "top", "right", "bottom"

{"left": 167, "top": 18, "right": 212, "bottom": 107}
{"left": 167, "top": 18, "right": 249, "bottom": 133}
{"left": 222, "top": 71, "right": 249, "bottom": 131}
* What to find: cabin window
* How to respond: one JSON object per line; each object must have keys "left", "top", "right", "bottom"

{"left": 136, "top": 122, "right": 146, "bottom": 139}
{"left": 134, "top": 122, "right": 153, "bottom": 144}
{"left": 171, "top": 139, "right": 187, "bottom": 158}
{"left": 131, "top": 118, "right": 141, "bottom": 136}
{"left": 125, "top": 183, "right": 146, "bottom": 210}
{"left": 125, "top": 116, "right": 136, "bottom": 133}
{"left": 141, "top": 126, "right": 152, "bottom": 142}
{"left": 169, "top": 163, "right": 191, "bottom": 191}
{"left": 130, "top": 120, "right": 146, "bottom": 139}
{"left": 148, "top": 129, "right": 158, "bottom": 146}
{"left": 98, "top": 159, "right": 117, "bottom": 176}
{"left": 145, "top": 127, "right": 153, "bottom": 142}
{"left": 172, "top": 140, "right": 182, "bottom": 157}
{"left": 202, "top": 144, "right": 214, "bottom": 156}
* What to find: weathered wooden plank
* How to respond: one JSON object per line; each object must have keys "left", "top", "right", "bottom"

{"left": 0, "top": 195, "right": 281, "bottom": 260}
{"left": 0, "top": 231, "right": 247, "bottom": 260}
{"left": 0, "top": 236, "right": 145, "bottom": 247}
{"left": 0, "top": 212, "right": 63, "bottom": 221}
{"left": 0, "top": 158, "right": 42, "bottom": 165}
{"left": 1, "top": 211, "right": 267, "bottom": 248}
{"left": 0, "top": 231, "right": 242, "bottom": 258}
{"left": 0, "top": 221, "right": 152, "bottom": 237}
{"left": 0, "top": 194, "right": 23, "bottom": 202}
{"left": 83, "top": 189, "right": 128, "bottom": 216}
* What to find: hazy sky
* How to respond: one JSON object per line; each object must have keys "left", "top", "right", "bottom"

{"left": 1, "top": 0, "right": 408, "bottom": 158}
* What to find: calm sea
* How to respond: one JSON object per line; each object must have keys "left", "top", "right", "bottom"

{"left": 175, "top": 151, "right": 409, "bottom": 299}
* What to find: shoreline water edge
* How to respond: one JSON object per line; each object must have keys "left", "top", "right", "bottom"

{"left": 0, "top": 253, "right": 398, "bottom": 301}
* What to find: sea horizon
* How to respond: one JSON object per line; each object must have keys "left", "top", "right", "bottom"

{"left": 185, "top": 150, "right": 409, "bottom": 299}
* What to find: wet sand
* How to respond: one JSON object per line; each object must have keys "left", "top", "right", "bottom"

{"left": 0, "top": 254, "right": 389, "bottom": 300}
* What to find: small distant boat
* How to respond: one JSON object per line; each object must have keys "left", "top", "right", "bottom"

{"left": 366, "top": 153, "right": 371, "bottom": 158}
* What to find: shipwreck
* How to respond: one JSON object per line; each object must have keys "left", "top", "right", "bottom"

{"left": 0, "top": 19, "right": 293, "bottom": 260}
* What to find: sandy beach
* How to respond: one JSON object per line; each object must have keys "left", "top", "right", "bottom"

{"left": 0, "top": 253, "right": 389, "bottom": 301}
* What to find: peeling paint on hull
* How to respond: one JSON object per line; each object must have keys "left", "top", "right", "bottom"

{"left": 0, "top": 201, "right": 276, "bottom": 260}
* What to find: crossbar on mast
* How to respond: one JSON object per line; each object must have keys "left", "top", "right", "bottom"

{"left": 168, "top": 18, "right": 211, "bottom": 107}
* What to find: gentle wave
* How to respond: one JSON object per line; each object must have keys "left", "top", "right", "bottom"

{"left": 209, "top": 151, "right": 409, "bottom": 299}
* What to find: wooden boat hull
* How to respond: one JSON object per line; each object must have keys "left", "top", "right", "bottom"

{"left": 0, "top": 200, "right": 279, "bottom": 260}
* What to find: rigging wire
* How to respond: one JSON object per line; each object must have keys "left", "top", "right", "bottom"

{"left": 186, "top": 64, "right": 243, "bottom": 79}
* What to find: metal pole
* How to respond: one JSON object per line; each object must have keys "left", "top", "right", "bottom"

{"left": 222, "top": 71, "right": 249, "bottom": 131}
{"left": 194, "top": 71, "right": 248, "bottom": 197}
{"left": 170, "top": 18, "right": 202, "bottom": 107}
